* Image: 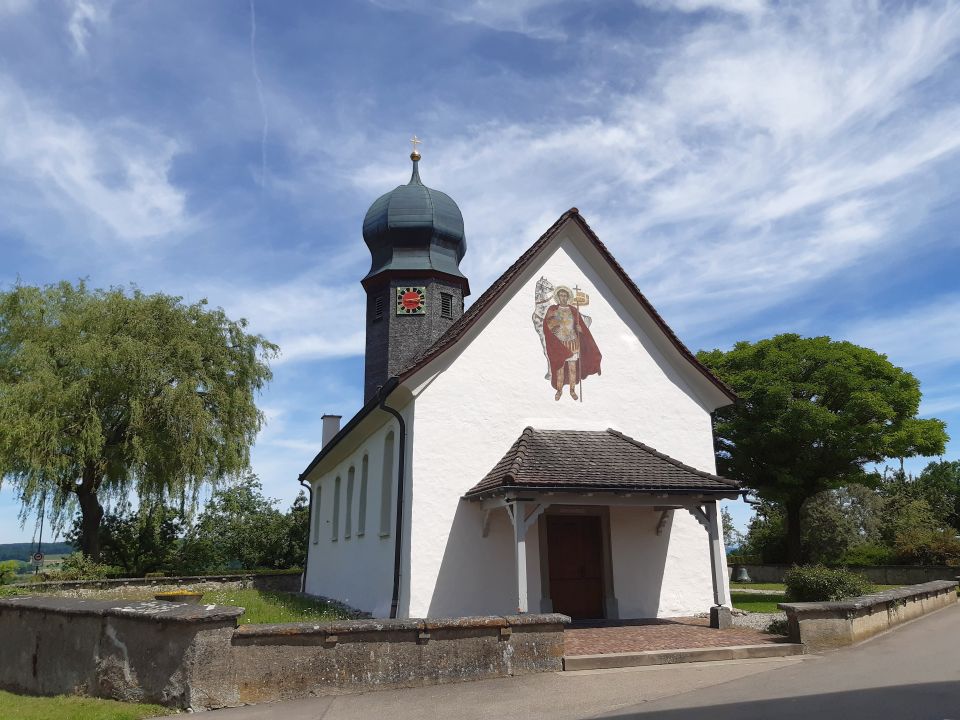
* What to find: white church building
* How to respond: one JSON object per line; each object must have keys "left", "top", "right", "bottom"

{"left": 300, "top": 148, "right": 741, "bottom": 622}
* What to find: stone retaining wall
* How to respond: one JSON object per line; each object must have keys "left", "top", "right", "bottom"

{"left": 0, "top": 596, "right": 568, "bottom": 710}
{"left": 778, "top": 580, "right": 957, "bottom": 650}
{"left": 733, "top": 563, "right": 959, "bottom": 585}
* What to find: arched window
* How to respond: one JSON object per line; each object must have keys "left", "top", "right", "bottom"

{"left": 358, "top": 455, "right": 369, "bottom": 537}
{"left": 311, "top": 484, "right": 322, "bottom": 544}
{"left": 380, "top": 431, "right": 395, "bottom": 536}
{"left": 332, "top": 476, "right": 341, "bottom": 541}
{"left": 345, "top": 466, "right": 355, "bottom": 539}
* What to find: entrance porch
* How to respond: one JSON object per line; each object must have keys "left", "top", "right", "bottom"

{"left": 464, "top": 427, "right": 742, "bottom": 625}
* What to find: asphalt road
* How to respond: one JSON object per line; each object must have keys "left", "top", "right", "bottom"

{"left": 200, "top": 604, "right": 960, "bottom": 720}
{"left": 604, "top": 602, "right": 960, "bottom": 720}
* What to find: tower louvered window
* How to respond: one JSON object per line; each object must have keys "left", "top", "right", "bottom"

{"left": 373, "top": 295, "right": 384, "bottom": 321}
{"left": 440, "top": 292, "right": 453, "bottom": 319}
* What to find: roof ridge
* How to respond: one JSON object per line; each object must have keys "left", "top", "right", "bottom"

{"left": 507, "top": 426, "right": 535, "bottom": 482}
{"left": 396, "top": 208, "right": 735, "bottom": 403}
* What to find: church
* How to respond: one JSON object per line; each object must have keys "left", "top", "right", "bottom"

{"left": 299, "top": 145, "right": 741, "bottom": 622}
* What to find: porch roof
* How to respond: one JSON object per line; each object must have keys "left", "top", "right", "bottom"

{"left": 464, "top": 427, "right": 740, "bottom": 500}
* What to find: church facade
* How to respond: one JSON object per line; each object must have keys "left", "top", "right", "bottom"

{"left": 300, "top": 149, "right": 740, "bottom": 621}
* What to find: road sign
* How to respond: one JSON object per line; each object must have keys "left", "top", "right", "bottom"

{"left": 33, "top": 552, "right": 44, "bottom": 563}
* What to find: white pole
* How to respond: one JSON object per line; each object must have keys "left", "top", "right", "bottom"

{"left": 513, "top": 500, "right": 529, "bottom": 613}
{"left": 706, "top": 501, "right": 729, "bottom": 607}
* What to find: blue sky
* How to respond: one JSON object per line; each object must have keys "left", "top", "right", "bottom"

{"left": 1, "top": 0, "right": 959, "bottom": 544}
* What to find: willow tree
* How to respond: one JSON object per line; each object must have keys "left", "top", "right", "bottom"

{"left": 0, "top": 281, "right": 277, "bottom": 558}
{"left": 698, "top": 334, "right": 948, "bottom": 564}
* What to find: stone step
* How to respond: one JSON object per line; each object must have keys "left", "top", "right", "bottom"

{"left": 563, "top": 642, "right": 805, "bottom": 671}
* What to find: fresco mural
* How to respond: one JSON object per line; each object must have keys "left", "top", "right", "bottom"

{"left": 532, "top": 277, "right": 602, "bottom": 401}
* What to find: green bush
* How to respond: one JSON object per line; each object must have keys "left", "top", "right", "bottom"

{"left": 766, "top": 617, "right": 789, "bottom": 636}
{"left": 0, "top": 560, "right": 20, "bottom": 585}
{"left": 784, "top": 565, "right": 873, "bottom": 602}
{"left": 841, "top": 543, "right": 896, "bottom": 566}
{"left": 55, "top": 553, "right": 115, "bottom": 580}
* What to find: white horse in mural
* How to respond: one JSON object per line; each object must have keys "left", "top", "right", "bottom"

{"left": 532, "top": 276, "right": 592, "bottom": 382}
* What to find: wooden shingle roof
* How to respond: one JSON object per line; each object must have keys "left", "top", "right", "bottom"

{"left": 464, "top": 427, "right": 740, "bottom": 499}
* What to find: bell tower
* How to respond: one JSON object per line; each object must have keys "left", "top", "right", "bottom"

{"left": 361, "top": 141, "right": 470, "bottom": 401}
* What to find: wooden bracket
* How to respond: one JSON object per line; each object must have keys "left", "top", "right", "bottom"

{"left": 686, "top": 505, "right": 710, "bottom": 530}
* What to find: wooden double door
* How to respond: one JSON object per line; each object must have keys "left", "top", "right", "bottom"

{"left": 546, "top": 514, "right": 605, "bottom": 620}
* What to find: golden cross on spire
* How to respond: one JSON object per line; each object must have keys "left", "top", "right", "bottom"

{"left": 410, "top": 135, "right": 422, "bottom": 160}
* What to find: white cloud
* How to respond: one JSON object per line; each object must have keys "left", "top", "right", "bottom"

{"left": 343, "top": 1, "right": 960, "bottom": 335}
{"left": 368, "top": 0, "right": 571, "bottom": 39}
{"left": 210, "top": 272, "right": 367, "bottom": 364}
{"left": 0, "top": 75, "right": 189, "bottom": 244}
{"left": 638, "top": 0, "right": 766, "bottom": 17}
{"left": 842, "top": 295, "right": 960, "bottom": 370}
{"left": 67, "top": 0, "right": 111, "bottom": 55}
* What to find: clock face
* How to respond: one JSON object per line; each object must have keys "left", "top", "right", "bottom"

{"left": 396, "top": 287, "right": 426, "bottom": 315}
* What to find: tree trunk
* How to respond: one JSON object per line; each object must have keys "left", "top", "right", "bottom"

{"left": 76, "top": 464, "right": 104, "bottom": 560}
{"left": 785, "top": 499, "right": 804, "bottom": 565}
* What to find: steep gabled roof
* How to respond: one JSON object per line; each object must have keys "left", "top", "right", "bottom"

{"left": 299, "top": 208, "right": 735, "bottom": 481}
{"left": 398, "top": 208, "right": 736, "bottom": 402}
{"left": 464, "top": 427, "right": 740, "bottom": 499}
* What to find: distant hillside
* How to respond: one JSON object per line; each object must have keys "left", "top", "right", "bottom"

{"left": 0, "top": 542, "right": 73, "bottom": 562}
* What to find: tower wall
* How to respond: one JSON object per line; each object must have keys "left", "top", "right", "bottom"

{"left": 364, "top": 278, "right": 464, "bottom": 401}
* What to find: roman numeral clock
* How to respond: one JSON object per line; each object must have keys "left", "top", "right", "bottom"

{"left": 396, "top": 287, "right": 426, "bottom": 315}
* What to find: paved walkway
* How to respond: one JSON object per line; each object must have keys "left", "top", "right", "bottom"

{"left": 564, "top": 617, "right": 782, "bottom": 656}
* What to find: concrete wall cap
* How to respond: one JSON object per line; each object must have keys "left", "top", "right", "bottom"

{"left": 778, "top": 580, "right": 958, "bottom": 614}
{"left": 0, "top": 595, "right": 244, "bottom": 624}
{"left": 232, "top": 613, "right": 571, "bottom": 640}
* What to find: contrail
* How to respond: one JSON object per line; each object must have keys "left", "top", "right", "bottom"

{"left": 250, "top": 0, "right": 268, "bottom": 187}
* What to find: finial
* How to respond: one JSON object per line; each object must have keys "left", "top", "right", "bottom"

{"left": 409, "top": 134, "right": 422, "bottom": 161}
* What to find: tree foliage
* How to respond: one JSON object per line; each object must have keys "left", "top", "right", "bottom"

{"left": 180, "top": 475, "right": 305, "bottom": 573}
{"left": 739, "top": 464, "right": 960, "bottom": 566}
{"left": 698, "top": 334, "right": 948, "bottom": 563}
{"left": 0, "top": 281, "right": 277, "bottom": 558}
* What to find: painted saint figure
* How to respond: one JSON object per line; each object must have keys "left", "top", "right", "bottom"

{"left": 543, "top": 286, "right": 602, "bottom": 400}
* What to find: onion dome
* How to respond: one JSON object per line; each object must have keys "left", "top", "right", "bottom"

{"left": 361, "top": 148, "right": 468, "bottom": 289}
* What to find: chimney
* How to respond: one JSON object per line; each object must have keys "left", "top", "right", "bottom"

{"left": 321, "top": 414, "right": 342, "bottom": 447}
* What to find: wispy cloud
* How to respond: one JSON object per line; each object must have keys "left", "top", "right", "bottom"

{"left": 345, "top": 1, "right": 960, "bottom": 336}
{"left": 66, "top": 0, "right": 111, "bottom": 55}
{"left": 211, "top": 272, "right": 367, "bottom": 364}
{"left": 249, "top": 0, "right": 269, "bottom": 186}
{"left": 0, "top": 75, "right": 189, "bottom": 245}
{"left": 842, "top": 294, "right": 960, "bottom": 370}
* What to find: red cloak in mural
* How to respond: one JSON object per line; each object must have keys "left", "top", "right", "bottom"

{"left": 543, "top": 302, "right": 602, "bottom": 393}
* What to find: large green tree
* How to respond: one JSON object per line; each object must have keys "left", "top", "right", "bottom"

{"left": 0, "top": 281, "right": 277, "bottom": 558}
{"left": 698, "top": 334, "right": 948, "bottom": 563}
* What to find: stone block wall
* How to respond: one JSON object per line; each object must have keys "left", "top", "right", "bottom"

{"left": 0, "top": 596, "right": 568, "bottom": 711}
{"left": 778, "top": 580, "right": 958, "bottom": 650}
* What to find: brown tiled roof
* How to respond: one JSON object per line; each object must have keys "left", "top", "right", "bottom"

{"left": 398, "top": 208, "right": 736, "bottom": 402}
{"left": 464, "top": 428, "right": 740, "bottom": 499}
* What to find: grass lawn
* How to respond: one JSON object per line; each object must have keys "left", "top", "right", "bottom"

{"left": 1, "top": 586, "right": 350, "bottom": 624}
{"left": 730, "top": 591, "right": 785, "bottom": 613}
{"left": 0, "top": 690, "right": 173, "bottom": 719}
{"left": 730, "top": 582, "right": 787, "bottom": 591}
{"left": 731, "top": 582, "right": 903, "bottom": 592}
{"left": 200, "top": 589, "right": 350, "bottom": 624}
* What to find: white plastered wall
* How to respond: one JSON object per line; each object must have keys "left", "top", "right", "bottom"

{"left": 304, "top": 411, "right": 412, "bottom": 618}
{"left": 407, "top": 226, "right": 729, "bottom": 618}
